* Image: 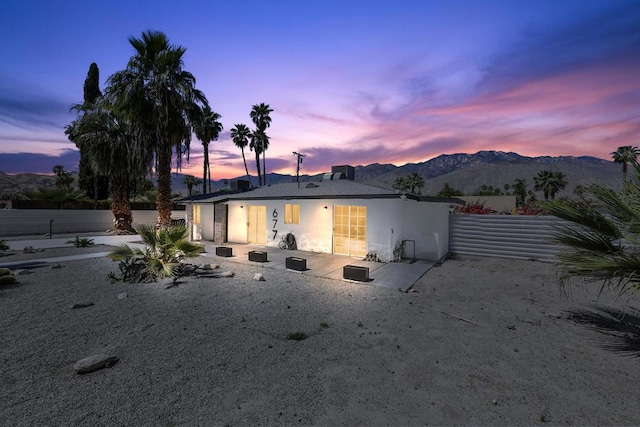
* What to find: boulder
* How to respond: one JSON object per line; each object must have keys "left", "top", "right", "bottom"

{"left": 253, "top": 273, "right": 265, "bottom": 281}
{"left": 73, "top": 354, "right": 119, "bottom": 374}
{"left": 117, "top": 292, "right": 128, "bottom": 300}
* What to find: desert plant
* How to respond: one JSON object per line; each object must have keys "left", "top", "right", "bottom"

{"left": 0, "top": 275, "right": 18, "bottom": 285}
{"left": 108, "top": 224, "right": 203, "bottom": 283}
{"left": 545, "top": 161, "right": 640, "bottom": 295}
{"left": 0, "top": 240, "right": 9, "bottom": 251}
{"left": 67, "top": 236, "right": 95, "bottom": 248}
{"left": 0, "top": 267, "right": 11, "bottom": 276}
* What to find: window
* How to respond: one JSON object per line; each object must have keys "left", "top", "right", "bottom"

{"left": 192, "top": 205, "right": 201, "bottom": 225}
{"left": 284, "top": 204, "right": 300, "bottom": 224}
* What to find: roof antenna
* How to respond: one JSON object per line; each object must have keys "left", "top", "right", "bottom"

{"left": 293, "top": 151, "right": 306, "bottom": 188}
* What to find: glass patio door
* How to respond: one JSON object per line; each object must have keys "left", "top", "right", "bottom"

{"left": 333, "top": 205, "right": 367, "bottom": 257}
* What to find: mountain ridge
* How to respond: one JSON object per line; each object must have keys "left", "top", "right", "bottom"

{"left": 1, "top": 150, "right": 621, "bottom": 198}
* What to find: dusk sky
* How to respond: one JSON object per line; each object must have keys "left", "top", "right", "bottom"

{"left": 1, "top": 0, "right": 639, "bottom": 179}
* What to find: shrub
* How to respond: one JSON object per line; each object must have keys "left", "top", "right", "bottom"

{"left": 0, "top": 240, "right": 9, "bottom": 251}
{"left": 67, "top": 236, "right": 95, "bottom": 247}
{"left": 454, "top": 201, "right": 497, "bottom": 214}
{"left": 108, "top": 224, "right": 204, "bottom": 283}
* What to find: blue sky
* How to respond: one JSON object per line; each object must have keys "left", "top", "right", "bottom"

{"left": 1, "top": 0, "right": 639, "bottom": 178}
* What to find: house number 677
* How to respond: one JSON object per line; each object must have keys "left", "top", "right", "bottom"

{"left": 272, "top": 209, "right": 278, "bottom": 240}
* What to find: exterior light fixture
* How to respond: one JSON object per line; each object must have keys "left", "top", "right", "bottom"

{"left": 324, "top": 206, "right": 328, "bottom": 209}
{"left": 240, "top": 205, "right": 244, "bottom": 208}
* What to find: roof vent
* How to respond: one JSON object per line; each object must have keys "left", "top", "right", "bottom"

{"left": 321, "top": 172, "right": 346, "bottom": 181}
{"left": 306, "top": 183, "right": 318, "bottom": 188}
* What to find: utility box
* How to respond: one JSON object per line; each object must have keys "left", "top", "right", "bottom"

{"left": 343, "top": 265, "right": 369, "bottom": 281}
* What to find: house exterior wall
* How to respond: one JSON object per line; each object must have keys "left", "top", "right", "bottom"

{"left": 224, "top": 198, "right": 450, "bottom": 261}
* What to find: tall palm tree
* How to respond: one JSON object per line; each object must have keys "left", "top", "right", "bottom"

{"left": 230, "top": 124, "right": 253, "bottom": 187}
{"left": 182, "top": 174, "right": 197, "bottom": 196}
{"left": 546, "top": 161, "right": 640, "bottom": 295}
{"left": 69, "top": 98, "right": 152, "bottom": 232}
{"left": 512, "top": 178, "right": 528, "bottom": 206}
{"left": 534, "top": 170, "right": 567, "bottom": 201}
{"left": 193, "top": 105, "right": 222, "bottom": 194}
{"left": 392, "top": 176, "right": 409, "bottom": 192}
{"left": 106, "top": 30, "right": 208, "bottom": 228}
{"left": 250, "top": 103, "right": 273, "bottom": 185}
{"left": 611, "top": 145, "right": 639, "bottom": 182}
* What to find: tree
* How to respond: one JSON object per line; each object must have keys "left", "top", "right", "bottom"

{"left": 69, "top": 98, "right": 153, "bottom": 232}
{"left": 472, "top": 184, "right": 502, "bottom": 196}
{"left": 392, "top": 176, "right": 410, "bottom": 192}
{"left": 230, "top": 124, "right": 253, "bottom": 187}
{"left": 611, "top": 145, "right": 639, "bottom": 182}
{"left": 436, "top": 183, "right": 464, "bottom": 198}
{"left": 545, "top": 161, "right": 640, "bottom": 296}
{"left": 67, "top": 63, "right": 109, "bottom": 202}
{"left": 182, "top": 174, "right": 201, "bottom": 196}
{"left": 250, "top": 103, "right": 273, "bottom": 185}
{"left": 52, "top": 165, "right": 74, "bottom": 190}
{"left": 407, "top": 172, "right": 425, "bottom": 195}
{"left": 193, "top": 105, "right": 222, "bottom": 194}
{"left": 106, "top": 30, "right": 208, "bottom": 228}
{"left": 512, "top": 178, "right": 528, "bottom": 207}
{"left": 534, "top": 170, "right": 567, "bottom": 201}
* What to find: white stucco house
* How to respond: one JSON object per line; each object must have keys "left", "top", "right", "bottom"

{"left": 179, "top": 168, "right": 459, "bottom": 262}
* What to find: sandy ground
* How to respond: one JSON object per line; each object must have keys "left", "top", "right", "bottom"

{"left": 1, "top": 247, "right": 640, "bottom": 426}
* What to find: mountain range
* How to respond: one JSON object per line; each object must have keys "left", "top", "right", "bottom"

{"left": 0, "top": 151, "right": 623, "bottom": 199}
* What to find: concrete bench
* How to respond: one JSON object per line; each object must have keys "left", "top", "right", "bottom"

{"left": 248, "top": 250, "right": 268, "bottom": 262}
{"left": 343, "top": 265, "right": 369, "bottom": 281}
{"left": 286, "top": 256, "right": 307, "bottom": 271}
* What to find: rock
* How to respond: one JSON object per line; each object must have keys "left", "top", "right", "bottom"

{"left": 73, "top": 354, "right": 119, "bottom": 374}
{"left": 220, "top": 271, "right": 234, "bottom": 278}
{"left": 117, "top": 292, "right": 128, "bottom": 300}
{"left": 182, "top": 265, "right": 196, "bottom": 274}
{"left": 51, "top": 264, "right": 62, "bottom": 269}
{"left": 70, "top": 302, "right": 94, "bottom": 309}
{"left": 253, "top": 273, "right": 265, "bottom": 281}
{"left": 198, "top": 263, "right": 212, "bottom": 270}
{"left": 14, "top": 269, "right": 34, "bottom": 275}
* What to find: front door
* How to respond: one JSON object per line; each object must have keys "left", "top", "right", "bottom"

{"left": 333, "top": 205, "right": 367, "bottom": 257}
{"left": 247, "top": 205, "right": 267, "bottom": 245}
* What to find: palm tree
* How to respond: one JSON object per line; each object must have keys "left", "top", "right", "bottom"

{"left": 512, "top": 178, "right": 528, "bottom": 206}
{"left": 69, "top": 97, "right": 152, "bottom": 232}
{"left": 545, "top": 161, "right": 640, "bottom": 295}
{"left": 250, "top": 103, "right": 273, "bottom": 185}
{"left": 249, "top": 130, "right": 263, "bottom": 186}
{"left": 534, "top": 170, "right": 567, "bottom": 201}
{"left": 611, "top": 145, "right": 639, "bottom": 182}
{"left": 407, "top": 172, "right": 425, "bottom": 195}
{"left": 106, "top": 30, "right": 208, "bottom": 228}
{"left": 193, "top": 105, "right": 222, "bottom": 194}
{"left": 230, "top": 124, "right": 253, "bottom": 187}
{"left": 392, "top": 176, "right": 409, "bottom": 192}
{"left": 183, "top": 174, "right": 198, "bottom": 196}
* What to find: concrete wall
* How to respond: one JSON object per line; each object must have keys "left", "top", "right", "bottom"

{"left": 0, "top": 210, "right": 184, "bottom": 237}
{"left": 223, "top": 198, "right": 450, "bottom": 261}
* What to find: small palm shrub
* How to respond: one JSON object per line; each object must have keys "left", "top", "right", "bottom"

{"left": 0, "top": 240, "right": 9, "bottom": 251}
{"left": 546, "top": 161, "right": 640, "bottom": 295}
{"left": 108, "top": 224, "right": 204, "bottom": 283}
{"left": 67, "top": 236, "right": 95, "bottom": 247}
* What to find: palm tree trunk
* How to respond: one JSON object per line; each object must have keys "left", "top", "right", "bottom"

{"left": 157, "top": 144, "right": 173, "bottom": 228}
{"left": 203, "top": 143, "right": 208, "bottom": 194}
{"left": 255, "top": 151, "right": 262, "bottom": 186}
{"left": 241, "top": 149, "right": 253, "bottom": 188}
{"left": 262, "top": 151, "right": 266, "bottom": 186}
{"left": 110, "top": 176, "right": 134, "bottom": 232}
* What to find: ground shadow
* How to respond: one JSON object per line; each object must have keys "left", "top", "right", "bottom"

{"left": 566, "top": 305, "right": 640, "bottom": 357}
